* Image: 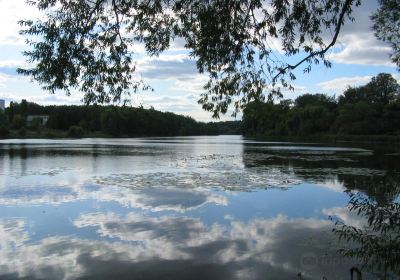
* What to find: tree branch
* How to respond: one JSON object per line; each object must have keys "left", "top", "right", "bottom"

{"left": 111, "top": 0, "right": 125, "bottom": 44}
{"left": 272, "top": 0, "right": 353, "bottom": 84}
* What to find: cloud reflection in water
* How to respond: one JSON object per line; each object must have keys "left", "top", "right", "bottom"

{"left": 0, "top": 213, "right": 356, "bottom": 280}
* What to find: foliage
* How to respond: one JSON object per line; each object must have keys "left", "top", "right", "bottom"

{"left": 338, "top": 73, "right": 400, "bottom": 105}
{"left": 332, "top": 192, "right": 400, "bottom": 278}
{"left": 67, "top": 125, "right": 85, "bottom": 138}
{"left": 12, "top": 114, "right": 26, "bottom": 129}
{"left": 0, "top": 125, "right": 9, "bottom": 138}
{"left": 242, "top": 100, "right": 290, "bottom": 136}
{"left": 242, "top": 73, "right": 400, "bottom": 136}
{"left": 18, "top": 0, "right": 362, "bottom": 117}
{"left": 3, "top": 101, "right": 241, "bottom": 138}
{"left": 29, "top": 117, "right": 43, "bottom": 130}
{"left": 243, "top": 93, "right": 338, "bottom": 136}
{"left": 383, "top": 100, "right": 400, "bottom": 134}
{"left": 288, "top": 105, "right": 336, "bottom": 135}
{"left": 294, "top": 93, "right": 336, "bottom": 109}
{"left": 0, "top": 110, "right": 6, "bottom": 124}
{"left": 18, "top": 127, "right": 27, "bottom": 137}
{"left": 371, "top": 0, "right": 400, "bottom": 70}
{"left": 0, "top": 111, "right": 9, "bottom": 137}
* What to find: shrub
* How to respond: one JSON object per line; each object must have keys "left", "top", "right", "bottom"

{"left": 12, "top": 114, "right": 25, "bottom": 129}
{"left": 0, "top": 125, "right": 9, "bottom": 137}
{"left": 67, "top": 125, "right": 85, "bottom": 138}
{"left": 18, "top": 127, "right": 26, "bottom": 137}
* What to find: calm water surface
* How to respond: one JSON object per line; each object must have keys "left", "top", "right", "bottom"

{"left": 0, "top": 135, "right": 399, "bottom": 279}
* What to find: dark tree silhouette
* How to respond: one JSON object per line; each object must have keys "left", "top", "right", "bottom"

{"left": 371, "top": 0, "right": 400, "bottom": 70}
{"left": 1, "top": 100, "right": 241, "bottom": 137}
{"left": 18, "top": 0, "right": 361, "bottom": 117}
{"left": 242, "top": 73, "right": 400, "bottom": 136}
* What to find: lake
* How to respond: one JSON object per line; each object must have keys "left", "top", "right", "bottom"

{"left": 0, "top": 135, "right": 399, "bottom": 279}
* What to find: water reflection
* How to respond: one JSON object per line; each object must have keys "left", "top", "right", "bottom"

{"left": 243, "top": 144, "right": 400, "bottom": 203}
{"left": 0, "top": 136, "right": 399, "bottom": 279}
{"left": 331, "top": 192, "right": 400, "bottom": 279}
{"left": 0, "top": 214, "right": 350, "bottom": 279}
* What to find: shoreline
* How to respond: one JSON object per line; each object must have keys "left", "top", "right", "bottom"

{"left": 245, "top": 134, "right": 400, "bottom": 145}
{"left": 0, "top": 128, "right": 242, "bottom": 140}
{"left": 3, "top": 129, "right": 400, "bottom": 146}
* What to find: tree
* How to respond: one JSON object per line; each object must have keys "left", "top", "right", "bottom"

{"left": 20, "top": 99, "right": 28, "bottom": 116}
{"left": 371, "top": 0, "right": 400, "bottom": 70}
{"left": 365, "top": 73, "right": 400, "bottom": 105}
{"left": 339, "top": 73, "right": 400, "bottom": 105}
{"left": 18, "top": 0, "right": 361, "bottom": 117}
{"left": 288, "top": 105, "right": 336, "bottom": 135}
{"left": 241, "top": 73, "right": 400, "bottom": 136}
{"left": 12, "top": 114, "right": 26, "bottom": 129}
{"left": 294, "top": 93, "right": 337, "bottom": 110}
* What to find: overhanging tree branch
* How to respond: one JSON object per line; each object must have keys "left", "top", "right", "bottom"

{"left": 18, "top": 0, "right": 361, "bottom": 117}
{"left": 272, "top": 0, "right": 353, "bottom": 84}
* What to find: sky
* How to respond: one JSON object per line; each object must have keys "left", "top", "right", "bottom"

{"left": 0, "top": 0, "right": 398, "bottom": 122}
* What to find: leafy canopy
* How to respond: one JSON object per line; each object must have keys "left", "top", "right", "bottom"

{"left": 371, "top": 0, "right": 400, "bottom": 70}
{"left": 19, "top": 0, "right": 360, "bottom": 117}
{"left": 339, "top": 73, "right": 400, "bottom": 105}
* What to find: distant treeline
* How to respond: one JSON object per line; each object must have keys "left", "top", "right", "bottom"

{"left": 242, "top": 73, "right": 400, "bottom": 137}
{"left": 2, "top": 72, "right": 399, "bottom": 139}
{"left": 0, "top": 102, "right": 241, "bottom": 138}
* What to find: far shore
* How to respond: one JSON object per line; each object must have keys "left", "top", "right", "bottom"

{"left": 2, "top": 128, "right": 400, "bottom": 146}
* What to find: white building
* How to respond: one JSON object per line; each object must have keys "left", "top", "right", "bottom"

{"left": 26, "top": 115, "right": 49, "bottom": 126}
{"left": 0, "top": 99, "right": 4, "bottom": 111}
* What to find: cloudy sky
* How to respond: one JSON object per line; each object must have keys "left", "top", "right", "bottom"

{"left": 0, "top": 0, "right": 398, "bottom": 121}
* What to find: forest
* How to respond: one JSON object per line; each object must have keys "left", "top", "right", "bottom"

{"left": 1, "top": 73, "right": 399, "bottom": 139}
{"left": 242, "top": 73, "right": 400, "bottom": 137}
{"left": 0, "top": 102, "right": 240, "bottom": 138}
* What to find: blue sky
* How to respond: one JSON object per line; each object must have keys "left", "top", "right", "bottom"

{"left": 0, "top": 0, "right": 398, "bottom": 121}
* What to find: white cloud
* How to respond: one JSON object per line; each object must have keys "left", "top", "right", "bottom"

{"left": 130, "top": 92, "right": 206, "bottom": 119}
{"left": 0, "top": 59, "right": 26, "bottom": 68}
{"left": 137, "top": 54, "right": 198, "bottom": 81}
{"left": 317, "top": 179, "right": 346, "bottom": 193}
{"left": 0, "top": 60, "right": 28, "bottom": 85}
{"left": 0, "top": 75, "right": 7, "bottom": 88}
{"left": 323, "top": 207, "right": 367, "bottom": 229}
{"left": 0, "top": 90, "right": 84, "bottom": 106}
{"left": 68, "top": 212, "right": 338, "bottom": 277}
{"left": 0, "top": 0, "right": 41, "bottom": 45}
{"left": 0, "top": 213, "right": 352, "bottom": 279}
{"left": 169, "top": 37, "right": 187, "bottom": 52}
{"left": 327, "top": 0, "right": 395, "bottom": 67}
{"left": 172, "top": 75, "right": 208, "bottom": 94}
{"left": 280, "top": 85, "right": 308, "bottom": 100}
{"left": 74, "top": 212, "right": 225, "bottom": 245}
{"left": 317, "top": 75, "right": 372, "bottom": 93}
{"left": 328, "top": 35, "right": 393, "bottom": 66}
{"left": 0, "top": 219, "right": 29, "bottom": 250}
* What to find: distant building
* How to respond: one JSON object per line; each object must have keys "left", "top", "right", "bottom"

{"left": 26, "top": 115, "right": 49, "bottom": 126}
{"left": 0, "top": 99, "right": 4, "bottom": 111}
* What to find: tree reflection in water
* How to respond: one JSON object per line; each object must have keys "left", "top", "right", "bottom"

{"left": 332, "top": 191, "right": 400, "bottom": 279}
{"left": 242, "top": 143, "right": 400, "bottom": 279}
